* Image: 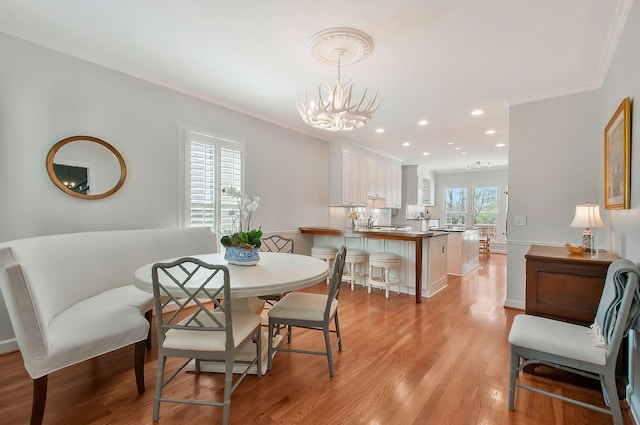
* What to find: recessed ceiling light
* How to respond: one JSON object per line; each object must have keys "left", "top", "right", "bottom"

{"left": 422, "top": 152, "right": 430, "bottom": 156}
{"left": 485, "top": 129, "right": 496, "bottom": 135}
{"left": 403, "top": 142, "right": 411, "bottom": 147}
{"left": 455, "top": 147, "right": 461, "bottom": 150}
{"left": 418, "top": 120, "right": 428, "bottom": 126}
{"left": 461, "top": 152, "right": 468, "bottom": 155}
{"left": 447, "top": 142, "right": 454, "bottom": 145}
{"left": 471, "top": 109, "right": 484, "bottom": 116}
{"left": 376, "top": 128, "right": 384, "bottom": 133}
{"left": 496, "top": 143, "right": 506, "bottom": 147}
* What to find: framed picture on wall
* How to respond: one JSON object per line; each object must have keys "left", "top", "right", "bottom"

{"left": 604, "top": 97, "right": 631, "bottom": 209}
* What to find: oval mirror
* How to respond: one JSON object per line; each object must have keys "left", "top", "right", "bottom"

{"left": 46, "top": 135, "right": 127, "bottom": 200}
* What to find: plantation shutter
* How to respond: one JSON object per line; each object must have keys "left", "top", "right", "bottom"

{"left": 189, "top": 140, "right": 216, "bottom": 227}
{"left": 187, "top": 130, "right": 243, "bottom": 234}
{"left": 219, "top": 146, "right": 242, "bottom": 234}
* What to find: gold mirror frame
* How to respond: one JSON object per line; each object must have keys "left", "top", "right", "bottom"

{"left": 46, "top": 135, "right": 127, "bottom": 200}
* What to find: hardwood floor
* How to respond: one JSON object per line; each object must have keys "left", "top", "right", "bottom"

{"left": 0, "top": 253, "right": 635, "bottom": 424}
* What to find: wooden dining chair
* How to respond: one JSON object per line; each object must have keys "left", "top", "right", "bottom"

{"left": 151, "top": 257, "right": 262, "bottom": 425}
{"left": 267, "top": 246, "right": 347, "bottom": 377}
{"left": 479, "top": 235, "right": 490, "bottom": 259}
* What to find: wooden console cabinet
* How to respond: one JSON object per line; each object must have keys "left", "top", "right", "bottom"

{"left": 525, "top": 245, "right": 626, "bottom": 395}
{"left": 525, "top": 245, "right": 619, "bottom": 325}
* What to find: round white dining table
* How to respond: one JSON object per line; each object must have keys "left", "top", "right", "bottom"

{"left": 134, "top": 251, "right": 330, "bottom": 299}
{"left": 134, "top": 252, "right": 330, "bottom": 375}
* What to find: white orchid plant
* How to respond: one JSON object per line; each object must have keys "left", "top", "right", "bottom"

{"left": 219, "top": 186, "right": 263, "bottom": 249}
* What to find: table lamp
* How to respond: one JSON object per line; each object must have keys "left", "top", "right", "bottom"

{"left": 569, "top": 202, "right": 604, "bottom": 253}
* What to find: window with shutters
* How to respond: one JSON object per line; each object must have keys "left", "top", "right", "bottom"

{"left": 182, "top": 128, "right": 244, "bottom": 237}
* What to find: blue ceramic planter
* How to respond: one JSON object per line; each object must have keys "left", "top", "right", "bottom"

{"left": 224, "top": 246, "right": 260, "bottom": 266}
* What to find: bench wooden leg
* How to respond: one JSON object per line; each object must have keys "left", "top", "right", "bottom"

{"left": 31, "top": 375, "right": 47, "bottom": 425}
{"left": 144, "top": 309, "right": 152, "bottom": 351}
{"left": 134, "top": 340, "right": 146, "bottom": 394}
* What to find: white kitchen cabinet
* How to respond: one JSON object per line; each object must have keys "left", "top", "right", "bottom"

{"left": 357, "top": 156, "right": 368, "bottom": 205}
{"left": 402, "top": 164, "right": 435, "bottom": 207}
{"left": 446, "top": 229, "right": 479, "bottom": 275}
{"left": 386, "top": 165, "right": 402, "bottom": 208}
{"left": 427, "top": 235, "right": 448, "bottom": 296}
{"left": 330, "top": 138, "right": 402, "bottom": 207}
{"left": 332, "top": 151, "right": 367, "bottom": 206}
{"left": 366, "top": 158, "right": 386, "bottom": 199}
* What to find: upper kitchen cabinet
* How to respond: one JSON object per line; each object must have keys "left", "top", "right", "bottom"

{"left": 403, "top": 164, "right": 435, "bottom": 206}
{"left": 329, "top": 138, "right": 402, "bottom": 208}
{"left": 330, "top": 149, "right": 368, "bottom": 206}
{"left": 366, "top": 158, "right": 385, "bottom": 199}
{"left": 385, "top": 164, "right": 402, "bottom": 208}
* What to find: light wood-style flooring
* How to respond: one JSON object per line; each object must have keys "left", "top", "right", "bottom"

{"left": 0, "top": 253, "right": 635, "bottom": 424}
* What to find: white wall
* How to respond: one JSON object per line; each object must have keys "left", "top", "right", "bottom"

{"left": 506, "top": 90, "right": 602, "bottom": 308}
{"left": 0, "top": 33, "right": 330, "bottom": 349}
{"left": 507, "top": 0, "right": 640, "bottom": 416}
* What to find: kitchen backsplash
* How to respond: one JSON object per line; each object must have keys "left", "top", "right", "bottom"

{"left": 329, "top": 206, "right": 392, "bottom": 228}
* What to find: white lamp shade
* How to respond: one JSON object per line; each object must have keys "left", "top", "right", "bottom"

{"left": 570, "top": 203, "right": 604, "bottom": 228}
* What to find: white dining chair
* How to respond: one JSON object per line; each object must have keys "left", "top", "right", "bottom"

{"left": 267, "top": 246, "right": 347, "bottom": 377}
{"left": 258, "top": 234, "right": 295, "bottom": 306}
{"left": 151, "top": 257, "right": 262, "bottom": 425}
{"left": 508, "top": 259, "right": 640, "bottom": 425}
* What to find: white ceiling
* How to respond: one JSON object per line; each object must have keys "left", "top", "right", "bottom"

{"left": 0, "top": 0, "right": 630, "bottom": 171}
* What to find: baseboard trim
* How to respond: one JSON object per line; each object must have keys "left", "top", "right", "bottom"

{"left": 504, "top": 299, "right": 525, "bottom": 310}
{"left": 0, "top": 338, "right": 18, "bottom": 355}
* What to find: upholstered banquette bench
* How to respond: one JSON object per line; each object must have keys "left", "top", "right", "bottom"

{"left": 0, "top": 227, "right": 218, "bottom": 425}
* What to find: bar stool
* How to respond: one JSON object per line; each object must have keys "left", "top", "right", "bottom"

{"left": 311, "top": 246, "right": 338, "bottom": 285}
{"left": 343, "top": 249, "right": 367, "bottom": 291}
{"left": 368, "top": 252, "right": 401, "bottom": 298}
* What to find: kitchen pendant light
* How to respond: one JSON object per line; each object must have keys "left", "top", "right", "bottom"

{"left": 297, "top": 28, "right": 381, "bottom": 132}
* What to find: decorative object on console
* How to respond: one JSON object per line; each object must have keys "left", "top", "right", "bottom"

{"left": 219, "top": 186, "right": 262, "bottom": 265}
{"left": 604, "top": 97, "right": 631, "bottom": 209}
{"left": 297, "top": 27, "right": 381, "bottom": 131}
{"left": 564, "top": 243, "right": 586, "bottom": 255}
{"left": 569, "top": 202, "right": 604, "bottom": 255}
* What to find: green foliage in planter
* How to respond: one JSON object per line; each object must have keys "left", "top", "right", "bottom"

{"left": 220, "top": 228, "right": 262, "bottom": 249}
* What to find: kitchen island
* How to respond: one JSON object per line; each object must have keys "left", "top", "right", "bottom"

{"left": 299, "top": 227, "right": 449, "bottom": 303}
{"left": 431, "top": 227, "right": 480, "bottom": 275}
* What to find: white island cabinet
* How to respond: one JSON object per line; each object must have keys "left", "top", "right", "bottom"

{"left": 444, "top": 228, "right": 480, "bottom": 276}
{"left": 299, "top": 227, "right": 449, "bottom": 299}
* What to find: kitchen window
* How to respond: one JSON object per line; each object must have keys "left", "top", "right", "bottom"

{"left": 444, "top": 187, "right": 467, "bottom": 225}
{"left": 474, "top": 186, "right": 498, "bottom": 239}
{"left": 180, "top": 126, "right": 244, "bottom": 236}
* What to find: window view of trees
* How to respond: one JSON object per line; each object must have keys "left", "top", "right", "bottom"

{"left": 474, "top": 186, "right": 498, "bottom": 239}
{"left": 444, "top": 187, "right": 467, "bottom": 225}
{"left": 474, "top": 187, "right": 498, "bottom": 224}
{"left": 445, "top": 186, "right": 498, "bottom": 238}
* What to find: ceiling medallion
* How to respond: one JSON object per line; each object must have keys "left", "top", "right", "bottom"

{"left": 297, "top": 27, "right": 381, "bottom": 132}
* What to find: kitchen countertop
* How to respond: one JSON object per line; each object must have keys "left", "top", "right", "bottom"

{"left": 299, "top": 226, "right": 449, "bottom": 238}
{"left": 429, "top": 227, "right": 479, "bottom": 233}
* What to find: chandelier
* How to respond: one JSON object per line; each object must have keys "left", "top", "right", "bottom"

{"left": 297, "top": 28, "right": 381, "bottom": 132}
